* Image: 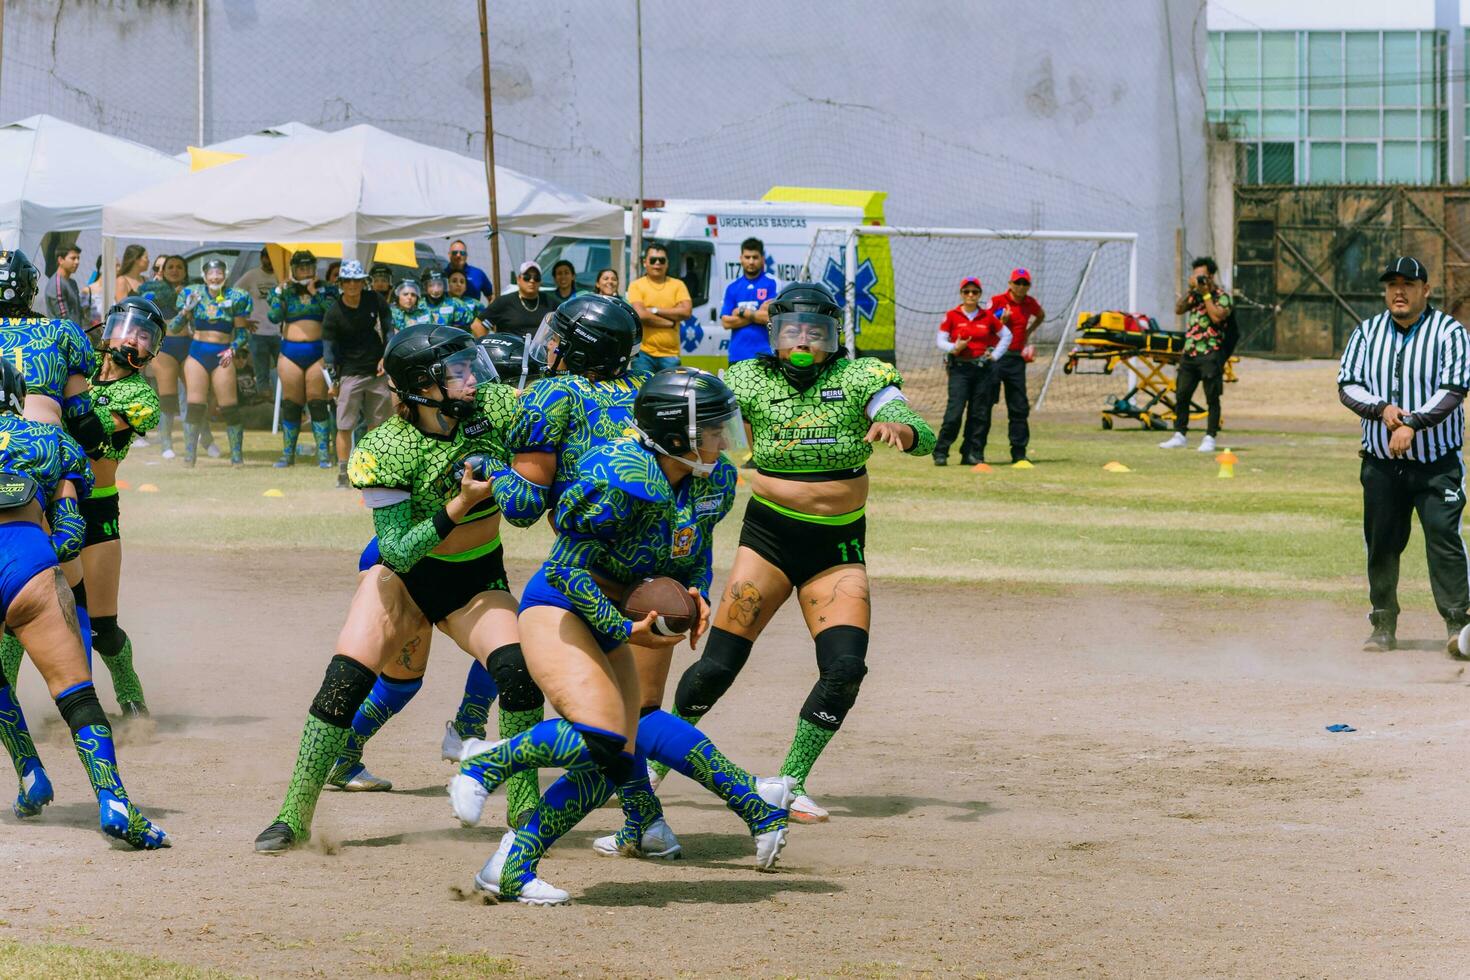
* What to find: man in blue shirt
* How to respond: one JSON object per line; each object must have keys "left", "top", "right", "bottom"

{"left": 447, "top": 239, "right": 492, "bottom": 302}
{"left": 721, "top": 237, "right": 779, "bottom": 364}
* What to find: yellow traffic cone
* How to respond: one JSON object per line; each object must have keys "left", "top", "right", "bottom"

{"left": 1102, "top": 461, "right": 1131, "bottom": 473}
{"left": 263, "top": 488, "right": 285, "bottom": 498}
{"left": 1215, "top": 448, "right": 1237, "bottom": 478}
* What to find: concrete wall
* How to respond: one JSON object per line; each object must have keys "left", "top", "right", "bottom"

{"left": 0, "top": 0, "right": 1209, "bottom": 316}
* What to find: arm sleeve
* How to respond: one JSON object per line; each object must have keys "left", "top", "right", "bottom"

{"left": 1339, "top": 383, "right": 1385, "bottom": 420}
{"left": 992, "top": 323, "right": 1013, "bottom": 354}
{"left": 1406, "top": 388, "right": 1466, "bottom": 429}
{"left": 490, "top": 463, "right": 550, "bottom": 527}
{"left": 936, "top": 327, "right": 956, "bottom": 353}
{"left": 873, "top": 395, "right": 937, "bottom": 456}
{"left": 369, "top": 498, "right": 454, "bottom": 572}
{"left": 267, "top": 287, "right": 285, "bottom": 324}
{"left": 48, "top": 495, "right": 86, "bottom": 562}
{"left": 1336, "top": 323, "right": 1384, "bottom": 419}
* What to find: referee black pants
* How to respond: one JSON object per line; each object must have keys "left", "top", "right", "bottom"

{"left": 1360, "top": 452, "right": 1470, "bottom": 623}
{"left": 1173, "top": 350, "right": 1223, "bottom": 436}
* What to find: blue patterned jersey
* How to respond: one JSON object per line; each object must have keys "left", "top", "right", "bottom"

{"left": 513, "top": 372, "right": 647, "bottom": 494}
{"left": 0, "top": 316, "right": 98, "bottom": 400}
{"left": 178, "top": 286, "right": 252, "bottom": 333}
{"left": 423, "top": 297, "right": 478, "bottom": 328}
{"left": 0, "top": 414, "right": 94, "bottom": 559}
{"left": 541, "top": 439, "right": 736, "bottom": 641}
{"left": 389, "top": 305, "right": 433, "bottom": 335}
{"left": 268, "top": 282, "right": 339, "bottom": 324}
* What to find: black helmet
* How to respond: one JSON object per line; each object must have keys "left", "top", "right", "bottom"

{"left": 202, "top": 257, "right": 228, "bottom": 276}
{"left": 369, "top": 263, "right": 393, "bottom": 281}
{"left": 478, "top": 332, "right": 545, "bottom": 387}
{"left": 0, "top": 357, "right": 24, "bottom": 416}
{"left": 633, "top": 367, "right": 745, "bottom": 476}
{"left": 529, "top": 293, "right": 641, "bottom": 378}
{"left": 101, "top": 297, "right": 166, "bottom": 371}
{"left": 421, "top": 269, "right": 447, "bottom": 296}
{"left": 0, "top": 249, "right": 39, "bottom": 310}
{"left": 766, "top": 281, "right": 842, "bottom": 387}
{"left": 383, "top": 324, "right": 496, "bottom": 420}
{"left": 289, "top": 249, "right": 316, "bottom": 269}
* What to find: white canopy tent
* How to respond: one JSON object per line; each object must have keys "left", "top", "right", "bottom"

{"left": 104, "top": 124, "right": 623, "bottom": 310}
{"left": 173, "top": 121, "right": 324, "bottom": 161}
{"left": 0, "top": 114, "right": 186, "bottom": 257}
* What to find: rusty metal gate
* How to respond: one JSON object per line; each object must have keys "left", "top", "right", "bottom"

{"left": 1234, "top": 185, "right": 1470, "bottom": 357}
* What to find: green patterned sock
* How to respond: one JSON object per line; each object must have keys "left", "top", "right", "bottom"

{"left": 649, "top": 708, "right": 704, "bottom": 780}
{"left": 499, "top": 705, "right": 544, "bottom": 827}
{"left": 778, "top": 718, "right": 838, "bottom": 797}
{"left": 99, "top": 637, "right": 146, "bottom": 707}
{"left": 275, "top": 715, "right": 350, "bottom": 837}
{"left": 0, "top": 631, "right": 21, "bottom": 689}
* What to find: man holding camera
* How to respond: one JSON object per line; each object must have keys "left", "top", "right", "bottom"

{"left": 933, "top": 276, "right": 1010, "bottom": 466}
{"left": 1160, "top": 256, "right": 1231, "bottom": 453}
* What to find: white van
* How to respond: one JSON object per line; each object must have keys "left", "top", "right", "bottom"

{"left": 533, "top": 198, "right": 868, "bottom": 371}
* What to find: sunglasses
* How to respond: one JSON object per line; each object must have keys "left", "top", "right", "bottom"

{"left": 449, "top": 250, "right": 467, "bottom": 256}
{"left": 521, "top": 273, "right": 541, "bottom": 281}
{"left": 960, "top": 288, "right": 980, "bottom": 295}
{"left": 646, "top": 257, "right": 668, "bottom": 265}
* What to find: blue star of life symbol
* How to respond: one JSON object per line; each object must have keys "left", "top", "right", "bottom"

{"left": 765, "top": 255, "right": 777, "bottom": 277}
{"left": 681, "top": 315, "right": 703, "bottom": 353}
{"left": 820, "top": 256, "right": 879, "bottom": 324}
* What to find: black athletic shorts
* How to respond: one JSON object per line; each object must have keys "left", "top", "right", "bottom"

{"left": 80, "top": 488, "right": 121, "bottom": 548}
{"left": 738, "top": 495, "right": 866, "bottom": 588}
{"left": 395, "top": 539, "right": 511, "bottom": 625}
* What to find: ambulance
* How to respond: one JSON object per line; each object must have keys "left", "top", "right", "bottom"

{"left": 531, "top": 188, "right": 895, "bottom": 372}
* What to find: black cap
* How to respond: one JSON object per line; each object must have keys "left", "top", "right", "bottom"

{"left": 1379, "top": 257, "right": 1428, "bottom": 283}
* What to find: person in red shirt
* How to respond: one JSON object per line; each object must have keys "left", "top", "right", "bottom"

{"left": 933, "top": 276, "right": 1010, "bottom": 465}
{"left": 988, "top": 268, "right": 1045, "bottom": 463}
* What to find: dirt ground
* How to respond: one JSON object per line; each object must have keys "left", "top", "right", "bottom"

{"left": 7, "top": 544, "right": 1470, "bottom": 978}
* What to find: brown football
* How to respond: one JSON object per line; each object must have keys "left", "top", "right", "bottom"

{"left": 622, "top": 576, "right": 699, "bottom": 635}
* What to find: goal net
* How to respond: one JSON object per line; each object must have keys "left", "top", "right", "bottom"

{"left": 802, "top": 227, "right": 1139, "bottom": 419}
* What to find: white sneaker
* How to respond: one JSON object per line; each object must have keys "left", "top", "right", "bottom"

{"left": 206, "top": 444, "right": 222, "bottom": 459}
{"left": 131, "top": 435, "right": 149, "bottom": 448}
{"left": 593, "top": 816, "right": 682, "bottom": 860}
{"left": 1197, "top": 435, "right": 1217, "bottom": 453}
{"left": 448, "top": 772, "right": 490, "bottom": 827}
{"left": 1158, "top": 432, "right": 1187, "bottom": 449}
{"left": 336, "top": 766, "right": 392, "bottom": 792}
{"left": 789, "top": 794, "right": 830, "bottom": 824}
{"left": 474, "top": 830, "right": 570, "bottom": 906}
{"left": 752, "top": 775, "right": 797, "bottom": 870}
{"left": 457, "top": 735, "right": 505, "bottom": 764}
{"left": 441, "top": 721, "right": 465, "bottom": 762}
{"left": 161, "top": 448, "right": 176, "bottom": 460}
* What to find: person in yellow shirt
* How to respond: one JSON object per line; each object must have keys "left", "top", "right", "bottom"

{"left": 625, "top": 243, "right": 691, "bottom": 373}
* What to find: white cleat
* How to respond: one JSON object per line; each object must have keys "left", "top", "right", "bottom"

{"left": 1158, "top": 432, "right": 1187, "bottom": 449}
{"left": 441, "top": 721, "right": 466, "bottom": 762}
{"left": 338, "top": 767, "right": 392, "bottom": 792}
{"left": 593, "top": 816, "right": 682, "bottom": 860}
{"left": 752, "top": 775, "right": 797, "bottom": 870}
{"left": 131, "top": 435, "right": 149, "bottom": 448}
{"left": 474, "top": 831, "right": 570, "bottom": 905}
{"left": 457, "top": 736, "right": 505, "bottom": 764}
{"left": 1197, "top": 435, "right": 1217, "bottom": 453}
{"left": 448, "top": 773, "right": 490, "bottom": 827}
{"left": 161, "top": 448, "right": 176, "bottom": 460}
{"left": 206, "top": 443, "right": 222, "bottom": 458}
{"left": 789, "top": 794, "right": 830, "bottom": 824}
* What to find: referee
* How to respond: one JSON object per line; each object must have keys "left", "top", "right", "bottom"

{"left": 1338, "top": 256, "right": 1470, "bottom": 655}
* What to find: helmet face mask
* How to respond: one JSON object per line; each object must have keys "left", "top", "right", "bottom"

{"left": 422, "top": 271, "right": 447, "bottom": 300}
{"left": 634, "top": 368, "right": 745, "bottom": 477}
{"left": 102, "top": 298, "right": 166, "bottom": 372}
{"left": 384, "top": 326, "right": 494, "bottom": 423}
{"left": 395, "top": 281, "right": 421, "bottom": 309}
{"left": 202, "top": 258, "right": 228, "bottom": 289}
{"left": 765, "top": 282, "right": 843, "bottom": 385}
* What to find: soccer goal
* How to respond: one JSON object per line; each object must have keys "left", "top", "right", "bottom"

{"left": 802, "top": 226, "right": 1138, "bottom": 418}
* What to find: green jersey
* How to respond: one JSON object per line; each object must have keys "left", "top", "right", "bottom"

{"left": 346, "top": 382, "right": 521, "bottom": 572}
{"left": 91, "top": 371, "right": 161, "bottom": 462}
{"left": 727, "top": 355, "right": 936, "bottom": 476}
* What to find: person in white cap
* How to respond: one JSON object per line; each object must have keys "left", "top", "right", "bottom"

{"left": 477, "top": 260, "right": 552, "bottom": 338}
{"left": 322, "top": 261, "right": 393, "bottom": 488}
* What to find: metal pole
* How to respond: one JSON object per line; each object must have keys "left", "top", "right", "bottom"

{"left": 196, "top": 0, "right": 205, "bottom": 146}
{"left": 478, "top": 0, "right": 502, "bottom": 293}
{"left": 1127, "top": 237, "right": 1138, "bottom": 312}
{"left": 1036, "top": 244, "right": 1100, "bottom": 410}
{"left": 843, "top": 228, "right": 858, "bottom": 357}
{"left": 0, "top": 0, "right": 7, "bottom": 114}
{"left": 631, "top": 0, "right": 645, "bottom": 278}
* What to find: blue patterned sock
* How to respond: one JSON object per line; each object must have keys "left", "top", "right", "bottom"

{"left": 60, "top": 681, "right": 167, "bottom": 848}
{"left": 500, "top": 763, "right": 611, "bottom": 895}
{"left": 459, "top": 718, "right": 601, "bottom": 793}
{"left": 76, "top": 603, "right": 92, "bottom": 671}
{"left": 452, "top": 660, "right": 498, "bottom": 740}
{"left": 329, "top": 674, "right": 422, "bottom": 782}
{"left": 639, "top": 709, "right": 783, "bottom": 834}
{"left": 613, "top": 747, "right": 665, "bottom": 847}
{"left": 0, "top": 677, "right": 51, "bottom": 817}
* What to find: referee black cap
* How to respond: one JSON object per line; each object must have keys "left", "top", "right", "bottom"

{"left": 1379, "top": 256, "right": 1428, "bottom": 282}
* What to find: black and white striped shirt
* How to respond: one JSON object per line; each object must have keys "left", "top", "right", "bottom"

{"left": 1338, "top": 306, "right": 1470, "bottom": 462}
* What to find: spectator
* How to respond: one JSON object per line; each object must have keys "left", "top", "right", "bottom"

{"left": 446, "top": 238, "right": 491, "bottom": 301}
{"left": 325, "top": 261, "right": 341, "bottom": 285}
{"left": 389, "top": 279, "right": 429, "bottom": 335}
{"left": 626, "top": 243, "right": 691, "bottom": 373}
{"left": 548, "top": 259, "right": 581, "bottom": 303}
{"left": 150, "top": 254, "right": 166, "bottom": 280}
{"left": 446, "top": 268, "right": 470, "bottom": 301}
{"left": 1159, "top": 256, "right": 1231, "bottom": 453}
{"left": 421, "top": 269, "right": 475, "bottom": 328}
{"left": 987, "top": 268, "right": 1045, "bottom": 464}
{"left": 478, "top": 260, "right": 552, "bottom": 338}
{"left": 369, "top": 263, "right": 394, "bottom": 303}
{"left": 44, "top": 245, "right": 83, "bottom": 327}
{"left": 116, "top": 244, "right": 150, "bottom": 299}
{"left": 323, "top": 261, "right": 392, "bottom": 488}
{"left": 594, "top": 267, "right": 620, "bottom": 297}
{"left": 720, "top": 236, "right": 778, "bottom": 364}
{"left": 235, "top": 248, "right": 281, "bottom": 398}
{"left": 933, "top": 277, "right": 1010, "bottom": 466}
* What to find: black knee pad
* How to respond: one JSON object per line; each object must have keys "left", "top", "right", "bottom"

{"left": 307, "top": 399, "right": 330, "bottom": 423}
{"left": 281, "top": 399, "right": 303, "bottom": 424}
{"left": 91, "top": 615, "right": 128, "bottom": 659}
{"left": 308, "top": 655, "right": 377, "bottom": 728}
{"left": 184, "top": 402, "right": 207, "bottom": 424}
{"left": 673, "top": 627, "right": 752, "bottom": 716}
{"left": 575, "top": 725, "right": 629, "bottom": 779}
{"left": 487, "top": 643, "right": 544, "bottom": 712}
{"left": 70, "top": 579, "right": 87, "bottom": 611}
{"left": 56, "top": 683, "right": 109, "bottom": 734}
{"left": 799, "top": 625, "right": 869, "bottom": 731}
{"left": 220, "top": 404, "right": 242, "bottom": 426}
{"left": 158, "top": 393, "right": 180, "bottom": 416}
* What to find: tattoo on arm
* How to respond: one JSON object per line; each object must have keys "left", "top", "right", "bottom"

{"left": 726, "top": 580, "right": 763, "bottom": 628}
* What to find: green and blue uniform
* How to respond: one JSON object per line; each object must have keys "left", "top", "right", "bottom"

{"left": 423, "top": 296, "right": 478, "bottom": 329}
{"left": 268, "top": 283, "right": 338, "bottom": 369}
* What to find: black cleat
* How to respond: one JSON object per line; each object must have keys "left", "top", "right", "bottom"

{"left": 254, "top": 821, "right": 298, "bottom": 853}
{"left": 961, "top": 456, "right": 985, "bottom": 466}
{"left": 1363, "top": 611, "right": 1396, "bottom": 652}
{"left": 932, "top": 453, "right": 948, "bottom": 467}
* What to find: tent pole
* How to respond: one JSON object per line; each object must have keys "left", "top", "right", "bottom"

{"left": 196, "top": 0, "right": 205, "bottom": 147}
{"left": 477, "top": 0, "right": 502, "bottom": 293}
{"left": 632, "top": 0, "right": 645, "bottom": 273}
{"left": 100, "top": 236, "right": 115, "bottom": 323}
{"left": 0, "top": 0, "right": 7, "bottom": 113}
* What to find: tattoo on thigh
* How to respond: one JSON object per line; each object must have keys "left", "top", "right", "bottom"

{"left": 727, "top": 580, "right": 763, "bottom": 627}
{"left": 53, "top": 570, "right": 80, "bottom": 638}
{"left": 810, "top": 572, "right": 871, "bottom": 616}
{"left": 396, "top": 634, "right": 422, "bottom": 671}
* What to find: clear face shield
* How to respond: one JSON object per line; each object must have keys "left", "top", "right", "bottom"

{"left": 424, "top": 274, "right": 446, "bottom": 300}
{"left": 681, "top": 389, "right": 747, "bottom": 477}
{"left": 101, "top": 308, "right": 163, "bottom": 368}
{"left": 203, "top": 261, "right": 228, "bottom": 290}
{"left": 435, "top": 346, "right": 498, "bottom": 406}
{"left": 769, "top": 311, "right": 840, "bottom": 368}
{"left": 527, "top": 312, "right": 564, "bottom": 371}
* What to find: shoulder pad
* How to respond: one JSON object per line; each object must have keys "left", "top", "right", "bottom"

{"left": 348, "top": 420, "right": 417, "bottom": 490}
